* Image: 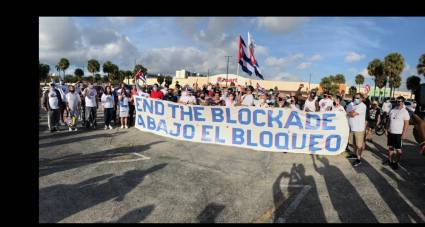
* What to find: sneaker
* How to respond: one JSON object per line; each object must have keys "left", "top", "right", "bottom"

{"left": 390, "top": 162, "right": 399, "bottom": 170}
{"left": 382, "top": 159, "right": 390, "bottom": 165}
{"left": 125, "top": 125, "right": 128, "bottom": 129}
{"left": 69, "top": 128, "right": 73, "bottom": 132}
{"left": 352, "top": 159, "right": 362, "bottom": 167}
{"left": 108, "top": 125, "right": 113, "bottom": 130}
{"left": 121, "top": 125, "right": 124, "bottom": 129}
{"left": 104, "top": 125, "right": 108, "bottom": 130}
{"left": 74, "top": 128, "right": 78, "bottom": 131}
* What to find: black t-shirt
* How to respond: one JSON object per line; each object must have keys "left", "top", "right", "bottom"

{"left": 368, "top": 108, "right": 380, "bottom": 121}
{"left": 364, "top": 98, "right": 371, "bottom": 120}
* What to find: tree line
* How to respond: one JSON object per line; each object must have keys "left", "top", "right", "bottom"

{"left": 320, "top": 52, "right": 425, "bottom": 99}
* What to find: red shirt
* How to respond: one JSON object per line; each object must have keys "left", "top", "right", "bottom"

{"left": 150, "top": 91, "right": 164, "bottom": 99}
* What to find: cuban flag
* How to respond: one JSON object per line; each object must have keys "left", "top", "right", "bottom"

{"left": 134, "top": 69, "right": 146, "bottom": 95}
{"left": 135, "top": 69, "right": 146, "bottom": 83}
{"left": 238, "top": 33, "right": 264, "bottom": 80}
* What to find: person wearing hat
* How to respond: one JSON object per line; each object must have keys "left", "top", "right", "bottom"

{"left": 366, "top": 100, "right": 381, "bottom": 141}
{"left": 42, "top": 82, "right": 62, "bottom": 132}
{"left": 255, "top": 92, "right": 269, "bottom": 108}
{"left": 303, "top": 90, "right": 318, "bottom": 112}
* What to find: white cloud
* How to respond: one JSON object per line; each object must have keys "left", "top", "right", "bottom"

{"left": 255, "top": 45, "right": 268, "bottom": 56}
{"left": 297, "top": 62, "right": 312, "bottom": 70}
{"left": 107, "top": 17, "right": 137, "bottom": 24}
{"left": 308, "top": 54, "right": 322, "bottom": 61}
{"left": 265, "top": 53, "right": 304, "bottom": 67}
{"left": 345, "top": 52, "right": 365, "bottom": 63}
{"left": 360, "top": 68, "right": 371, "bottom": 77}
{"left": 256, "top": 17, "right": 307, "bottom": 34}
{"left": 39, "top": 17, "right": 139, "bottom": 71}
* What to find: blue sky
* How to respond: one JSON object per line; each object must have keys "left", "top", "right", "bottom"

{"left": 39, "top": 17, "right": 425, "bottom": 90}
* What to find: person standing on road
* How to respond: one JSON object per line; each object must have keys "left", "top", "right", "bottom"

{"left": 101, "top": 86, "right": 115, "bottom": 130}
{"left": 346, "top": 93, "right": 367, "bottom": 167}
{"left": 65, "top": 85, "right": 81, "bottom": 131}
{"left": 384, "top": 96, "right": 410, "bottom": 170}
{"left": 128, "top": 85, "right": 138, "bottom": 127}
{"left": 118, "top": 89, "right": 130, "bottom": 129}
{"left": 57, "top": 80, "right": 68, "bottom": 126}
{"left": 366, "top": 101, "right": 381, "bottom": 142}
{"left": 42, "top": 82, "right": 61, "bottom": 132}
{"left": 82, "top": 83, "right": 98, "bottom": 129}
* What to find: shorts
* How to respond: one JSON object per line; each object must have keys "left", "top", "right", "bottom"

{"left": 387, "top": 133, "right": 402, "bottom": 150}
{"left": 349, "top": 131, "right": 365, "bottom": 150}
{"left": 367, "top": 120, "right": 377, "bottom": 130}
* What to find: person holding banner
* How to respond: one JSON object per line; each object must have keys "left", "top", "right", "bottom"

{"left": 332, "top": 96, "right": 345, "bottom": 112}
{"left": 303, "top": 91, "right": 319, "bottom": 112}
{"left": 240, "top": 86, "right": 255, "bottom": 106}
{"left": 346, "top": 93, "right": 367, "bottom": 167}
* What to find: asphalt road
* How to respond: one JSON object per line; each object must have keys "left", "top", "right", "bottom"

{"left": 38, "top": 108, "right": 425, "bottom": 223}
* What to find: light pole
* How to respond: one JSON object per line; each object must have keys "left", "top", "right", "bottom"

{"left": 225, "top": 55, "right": 232, "bottom": 87}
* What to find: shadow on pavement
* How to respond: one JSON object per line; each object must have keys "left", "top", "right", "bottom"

{"left": 39, "top": 163, "right": 167, "bottom": 223}
{"left": 380, "top": 168, "right": 425, "bottom": 222}
{"left": 312, "top": 155, "right": 378, "bottom": 223}
{"left": 272, "top": 162, "right": 326, "bottom": 223}
{"left": 197, "top": 203, "right": 225, "bottom": 223}
{"left": 353, "top": 159, "right": 424, "bottom": 223}
{"left": 116, "top": 204, "right": 155, "bottom": 223}
{"left": 39, "top": 141, "right": 164, "bottom": 177}
{"left": 39, "top": 131, "right": 128, "bottom": 149}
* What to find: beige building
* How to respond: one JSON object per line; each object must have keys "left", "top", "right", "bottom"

{"left": 144, "top": 73, "right": 325, "bottom": 94}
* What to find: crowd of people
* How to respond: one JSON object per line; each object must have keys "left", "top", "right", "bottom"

{"left": 41, "top": 79, "right": 424, "bottom": 169}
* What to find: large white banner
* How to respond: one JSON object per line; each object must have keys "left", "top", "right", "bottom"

{"left": 134, "top": 96, "right": 349, "bottom": 155}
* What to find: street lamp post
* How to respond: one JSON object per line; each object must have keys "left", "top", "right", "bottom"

{"left": 225, "top": 55, "right": 232, "bottom": 87}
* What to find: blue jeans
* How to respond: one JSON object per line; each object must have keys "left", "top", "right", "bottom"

{"left": 104, "top": 108, "right": 114, "bottom": 127}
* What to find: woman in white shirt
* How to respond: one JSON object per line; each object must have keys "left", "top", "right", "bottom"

{"left": 101, "top": 86, "right": 115, "bottom": 130}
{"left": 332, "top": 96, "right": 346, "bottom": 112}
{"left": 118, "top": 89, "right": 131, "bottom": 129}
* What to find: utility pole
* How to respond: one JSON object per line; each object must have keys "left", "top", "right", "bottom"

{"left": 308, "top": 73, "right": 311, "bottom": 92}
{"left": 207, "top": 69, "right": 210, "bottom": 84}
{"left": 225, "top": 55, "right": 232, "bottom": 87}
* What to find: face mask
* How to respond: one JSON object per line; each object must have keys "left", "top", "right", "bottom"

{"left": 354, "top": 98, "right": 360, "bottom": 105}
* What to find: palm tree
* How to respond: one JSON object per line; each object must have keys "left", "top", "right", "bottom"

{"left": 74, "top": 68, "right": 84, "bottom": 81}
{"left": 39, "top": 62, "right": 50, "bottom": 82}
{"left": 57, "top": 58, "right": 70, "bottom": 80}
{"left": 133, "top": 64, "right": 148, "bottom": 75}
{"left": 375, "top": 74, "right": 387, "bottom": 101}
{"left": 406, "top": 75, "right": 421, "bottom": 98}
{"left": 367, "top": 59, "right": 384, "bottom": 97}
{"left": 87, "top": 59, "right": 100, "bottom": 78}
{"left": 417, "top": 54, "right": 425, "bottom": 77}
{"left": 102, "top": 61, "right": 114, "bottom": 81}
{"left": 355, "top": 74, "right": 364, "bottom": 91}
{"left": 389, "top": 74, "right": 402, "bottom": 98}
{"left": 349, "top": 86, "right": 357, "bottom": 97}
{"left": 334, "top": 74, "right": 346, "bottom": 84}
{"left": 384, "top": 52, "right": 405, "bottom": 99}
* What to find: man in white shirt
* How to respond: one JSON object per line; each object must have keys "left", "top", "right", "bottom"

{"left": 384, "top": 96, "right": 410, "bottom": 170}
{"left": 346, "top": 93, "right": 367, "bottom": 167}
{"left": 66, "top": 85, "right": 81, "bottom": 131}
{"left": 319, "top": 93, "right": 333, "bottom": 112}
{"left": 82, "top": 83, "right": 98, "bottom": 129}
{"left": 42, "top": 82, "right": 62, "bottom": 132}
